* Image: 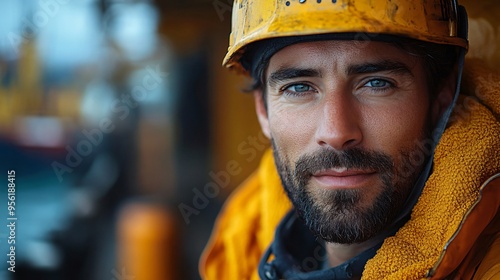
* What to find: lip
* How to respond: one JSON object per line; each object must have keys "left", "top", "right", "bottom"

{"left": 311, "top": 168, "right": 377, "bottom": 189}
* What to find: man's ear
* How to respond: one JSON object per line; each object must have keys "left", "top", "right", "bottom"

{"left": 254, "top": 90, "right": 271, "bottom": 139}
{"left": 432, "top": 71, "right": 457, "bottom": 126}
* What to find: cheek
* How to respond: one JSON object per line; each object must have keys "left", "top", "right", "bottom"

{"left": 362, "top": 97, "right": 430, "bottom": 157}
{"left": 268, "top": 107, "right": 318, "bottom": 158}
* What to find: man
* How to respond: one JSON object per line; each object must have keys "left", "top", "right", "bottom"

{"left": 201, "top": 1, "right": 500, "bottom": 279}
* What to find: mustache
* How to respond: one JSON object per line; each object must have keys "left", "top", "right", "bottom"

{"left": 294, "top": 148, "right": 394, "bottom": 179}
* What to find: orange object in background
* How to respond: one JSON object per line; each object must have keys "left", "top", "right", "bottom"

{"left": 117, "top": 202, "right": 181, "bottom": 280}
{"left": 461, "top": 0, "right": 500, "bottom": 69}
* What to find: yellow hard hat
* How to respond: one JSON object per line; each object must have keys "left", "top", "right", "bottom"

{"left": 224, "top": 0, "right": 469, "bottom": 74}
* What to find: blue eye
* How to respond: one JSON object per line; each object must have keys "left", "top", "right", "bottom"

{"left": 281, "top": 83, "right": 316, "bottom": 98}
{"left": 364, "top": 79, "right": 392, "bottom": 88}
{"left": 286, "top": 84, "right": 313, "bottom": 92}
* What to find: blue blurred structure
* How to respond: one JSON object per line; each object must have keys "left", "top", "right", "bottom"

{"left": 0, "top": 1, "right": 174, "bottom": 279}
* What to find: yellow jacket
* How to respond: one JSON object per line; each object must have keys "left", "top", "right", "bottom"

{"left": 200, "top": 60, "right": 500, "bottom": 279}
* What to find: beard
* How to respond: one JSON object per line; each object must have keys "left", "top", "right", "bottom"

{"left": 272, "top": 139, "right": 427, "bottom": 244}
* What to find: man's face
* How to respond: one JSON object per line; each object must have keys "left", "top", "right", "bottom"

{"left": 256, "top": 40, "right": 438, "bottom": 244}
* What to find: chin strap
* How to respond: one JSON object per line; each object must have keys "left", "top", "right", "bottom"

{"left": 389, "top": 4, "right": 469, "bottom": 230}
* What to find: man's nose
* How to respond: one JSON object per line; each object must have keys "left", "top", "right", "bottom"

{"left": 314, "top": 94, "right": 363, "bottom": 151}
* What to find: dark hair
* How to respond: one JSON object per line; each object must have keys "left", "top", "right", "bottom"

{"left": 243, "top": 35, "right": 459, "bottom": 106}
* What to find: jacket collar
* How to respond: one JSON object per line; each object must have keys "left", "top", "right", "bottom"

{"left": 258, "top": 210, "right": 397, "bottom": 280}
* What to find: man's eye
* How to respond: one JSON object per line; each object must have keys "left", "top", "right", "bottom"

{"left": 282, "top": 84, "right": 314, "bottom": 96}
{"left": 287, "top": 84, "right": 312, "bottom": 92}
{"left": 364, "top": 79, "right": 392, "bottom": 88}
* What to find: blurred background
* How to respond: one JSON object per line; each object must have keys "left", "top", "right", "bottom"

{"left": 0, "top": 0, "right": 498, "bottom": 279}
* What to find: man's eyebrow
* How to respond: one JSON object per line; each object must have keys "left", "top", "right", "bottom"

{"left": 347, "top": 60, "right": 414, "bottom": 77}
{"left": 267, "top": 61, "right": 412, "bottom": 86}
{"left": 268, "top": 68, "right": 322, "bottom": 86}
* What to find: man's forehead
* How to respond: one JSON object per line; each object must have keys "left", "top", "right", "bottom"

{"left": 266, "top": 40, "right": 418, "bottom": 78}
